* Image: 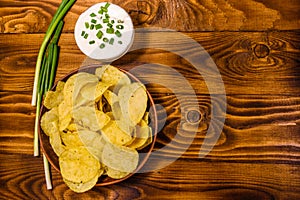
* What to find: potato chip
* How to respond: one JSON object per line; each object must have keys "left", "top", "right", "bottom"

{"left": 72, "top": 106, "right": 100, "bottom": 132}
{"left": 58, "top": 101, "right": 72, "bottom": 132}
{"left": 103, "top": 90, "right": 118, "bottom": 106}
{"left": 60, "top": 130, "right": 83, "bottom": 148}
{"left": 43, "top": 81, "right": 65, "bottom": 108}
{"left": 49, "top": 124, "right": 66, "bottom": 156}
{"left": 41, "top": 107, "right": 59, "bottom": 136}
{"left": 106, "top": 167, "right": 130, "bottom": 179}
{"left": 94, "top": 82, "right": 112, "bottom": 102}
{"left": 77, "top": 129, "right": 106, "bottom": 161}
{"left": 64, "top": 73, "right": 98, "bottom": 107}
{"left": 102, "top": 143, "right": 139, "bottom": 173}
{"left": 118, "top": 82, "right": 148, "bottom": 125}
{"left": 59, "top": 146, "right": 100, "bottom": 183}
{"left": 101, "top": 65, "right": 129, "bottom": 86}
{"left": 95, "top": 110, "right": 110, "bottom": 129}
{"left": 95, "top": 65, "right": 110, "bottom": 79}
{"left": 127, "top": 120, "right": 150, "bottom": 149}
{"left": 101, "top": 120, "right": 132, "bottom": 146}
{"left": 63, "top": 173, "right": 99, "bottom": 193}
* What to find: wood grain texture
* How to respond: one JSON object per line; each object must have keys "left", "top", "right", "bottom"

{"left": 1, "top": 0, "right": 300, "bottom": 199}
{"left": 0, "top": 0, "right": 299, "bottom": 33}
{"left": 1, "top": 154, "right": 299, "bottom": 200}
{"left": 1, "top": 32, "right": 299, "bottom": 95}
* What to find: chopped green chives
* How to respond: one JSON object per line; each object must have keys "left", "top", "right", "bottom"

{"left": 118, "top": 41, "right": 123, "bottom": 44}
{"left": 103, "top": 18, "right": 109, "bottom": 23}
{"left": 116, "top": 24, "right": 124, "bottom": 29}
{"left": 101, "top": 7, "right": 108, "bottom": 13}
{"left": 90, "top": 24, "right": 94, "bottom": 30}
{"left": 98, "top": 9, "right": 103, "bottom": 14}
{"left": 89, "top": 40, "right": 95, "bottom": 44}
{"left": 107, "top": 23, "right": 113, "bottom": 28}
{"left": 85, "top": 22, "right": 89, "bottom": 29}
{"left": 104, "top": 2, "right": 110, "bottom": 9}
{"left": 91, "top": 19, "right": 97, "bottom": 24}
{"left": 95, "top": 24, "right": 102, "bottom": 29}
{"left": 105, "top": 14, "right": 110, "bottom": 18}
{"left": 115, "top": 30, "right": 121, "bottom": 37}
{"left": 111, "top": 20, "right": 115, "bottom": 24}
{"left": 103, "top": 37, "right": 109, "bottom": 42}
{"left": 109, "top": 38, "right": 114, "bottom": 45}
{"left": 90, "top": 13, "right": 96, "bottom": 17}
{"left": 106, "top": 27, "right": 114, "bottom": 34}
{"left": 100, "top": 43, "right": 105, "bottom": 49}
{"left": 81, "top": 31, "right": 85, "bottom": 36}
{"left": 96, "top": 30, "right": 103, "bottom": 39}
{"left": 84, "top": 33, "right": 88, "bottom": 39}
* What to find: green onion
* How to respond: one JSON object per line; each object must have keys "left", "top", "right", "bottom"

{"left": 100, "top": 43, "right": 105, "bottom": 49}
{"left": 95, "top": 24, "right": 102, "bottom": 30}
{"left": 32, "top": 0, "right": 76, "bottom": 106}
{"left": 90, "top": 24, "right": 94, "bottom": 30}
{"left": 84, "top": 33, "right": 89, "bottom": 39}
{"left": 107, "top": 23, "right": 113, "bottom": 28}
{"left": 98, "top": 9, "right": 103, "bottom": 15}
{"left": 103, "top": 18, "right": 109, "bottom": 23}
{"left": 91, "top": 19, "right": 97, "bottom": 24}
{"left": 111, "top": 19, "right": 115, "bottom": 24}
{"left": 90, "top": 13, "right": 96, "bottom": 17}
{"left": 116, "top": 24, "right": 124, "bottom": 29}
{"left": 115, "top": 30, "right": 122, "bottom": 37}
{"left": 85, "top": 22, "right": 89, "bottom": 29}
{"left": 106, "top": 27, "right": 114, "bottom": 34}
{"left": 104, "top": 2, "right": 110, "bottom": 9}
{"left": 103, "top": 37, "right": 109, "bottom": 42}
{"left": 89, "top": 40, "right": 95, "bottom": 44}
{"left": 81, "top": 30, "right": 85, "bottom": 36}
{"left": 96, "top": 30, "right": 103, "bottom": 39}
{"left": 109, "top": 38, "right": 114, "bottom": 45}
{"left": 118, "top": 41, "right": 123, "bottom": 44}
{"left": 105, "top": 14, "right": 110, "bottom": 18}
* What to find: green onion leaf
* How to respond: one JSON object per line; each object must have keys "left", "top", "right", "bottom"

{"left": 118, "top": 41, "right": 123, "bottom": 44}
{"left": 95, "top": 24, "right": 103, "bottom": 30}
{"left": 96, "top": 30, "right": 103, "bottom": 39}
{"left": 103, "top": 18, "right": 109, "bottom": 23}
{"left": 116, "top": 24, "right": 124, "bottom": 29}
{"left": 84, "top": 33, "right": 89, "bottom": 39}
{"left": 115, "top": 30, "right": 122, "bottom": 37}
{"left": 104, "top": 2, "right": 110, "bottom": 9}
{"left": 109, "top": 38, "right": 114, "bottom": 45}
{"left": 100, "top": 43, "right": 105, "bottom": 49}
{"left": 91, "top": 19, "right": 97, "bottom": 24}
{"left": 106, "top": 27, "right": 114, "bottom": 34}
{"left": 85, "top": 22, "right": 89, "bottom": 29}
{"left": 103, "top": 37, "right": 109, "bottom": 42}
{"left": 81, "top": 30, "right": 85, "bottom": 36}
{"left": 90, "top": 24, "right": 95, "bottom": 30}
{"left": 89, "top": 40, "right": 95, "bottom": 44}
{"left": 90, "top": 13, "right": 96, "bottom": 17}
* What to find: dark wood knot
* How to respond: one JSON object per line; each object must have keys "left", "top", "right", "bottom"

{"left": 254, "top": 43, "right": 270, "bottom": 58}
{"left": 128, "top": 1, "right": 152, "bottom": 25}
{"left": 186, "top": 110, "right": 201, "bottom": 123}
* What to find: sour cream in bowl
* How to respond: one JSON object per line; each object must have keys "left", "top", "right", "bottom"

{"left": 74, "top": 2, "right": 134, "bottom": 62}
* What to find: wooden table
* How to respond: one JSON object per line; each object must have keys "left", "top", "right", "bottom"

{"left": 1, "top": 0, "right": 299, "bottom": 199}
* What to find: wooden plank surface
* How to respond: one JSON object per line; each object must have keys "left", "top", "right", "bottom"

{"left": 0, "top": 0, "right": 299, "bottom": 33}
{"left": 0, "top": 0, "right": 299, "bottom": 199}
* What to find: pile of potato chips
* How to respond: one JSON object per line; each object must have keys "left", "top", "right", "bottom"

{"left": 40, "top": 65, "right": 153, "bottom": 193}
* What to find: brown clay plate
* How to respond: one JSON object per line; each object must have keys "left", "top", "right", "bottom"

{"left": 38, "top": 64, "right": 158, "bottom": 186}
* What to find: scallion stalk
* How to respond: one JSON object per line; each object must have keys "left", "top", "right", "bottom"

{"left": 32, "top": 0, "right": 76, "bottom": 106}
